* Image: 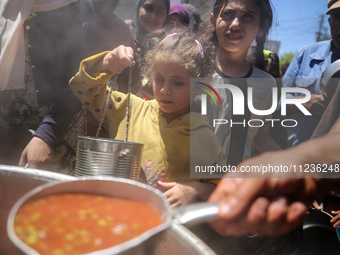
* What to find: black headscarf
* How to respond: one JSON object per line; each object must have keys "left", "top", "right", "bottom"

{"left": 129, "top": 0, "right": 170, "bottom": 47}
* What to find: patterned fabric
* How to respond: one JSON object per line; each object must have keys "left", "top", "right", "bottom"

{"left": 0, "top": 7, "right": 91, "bottom": 175}
{"left": 0, "top": 0, "right": 78, "bottom": 90}
{"left": 0, "top": 51, "right": 83, "bottom": 174}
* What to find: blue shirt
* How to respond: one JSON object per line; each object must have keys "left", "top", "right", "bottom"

{"left": 283, "top": 40, "right": 340, "bottom": 146}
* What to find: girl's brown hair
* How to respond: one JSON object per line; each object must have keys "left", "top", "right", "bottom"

{"left": 142, "top": 27, "right": 214, "bottom": 82}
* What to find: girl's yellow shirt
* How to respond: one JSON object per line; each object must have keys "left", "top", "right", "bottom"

{"left": 70, "top": 52, "right": 225, "bottom": 186}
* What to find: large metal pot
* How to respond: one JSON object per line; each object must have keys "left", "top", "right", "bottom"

{"left": 1, "top": 165, "right": 216, "bottom": 255}
{"left": 7, "top": 176, "right": 219, "bottom": 255}
{"left": 0, "top": 165, "right": 76, "bottom": 254}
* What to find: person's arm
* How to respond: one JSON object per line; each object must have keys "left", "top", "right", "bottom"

{"left": 90, "top": 46, "right": 134, "bottom": 74}
{"left": 69, "top": 46, "right": 134, "bottom": 121}
{"left": 18, "top": 87, "right": 83, "bottom": 168}
{"left": 18, "top": 1, "right": 96, "bottom": 169}
{"left": 328, "top": 117, "right": 340, "bottom": 135}
{"left": 208, "top": 131, "right": 340, "bottom": 236}
{"left": 252, "top": 124, "right": 282, "bottom": 153}
{"left": 19, "top": 137, "right": 54, "bottom": 168}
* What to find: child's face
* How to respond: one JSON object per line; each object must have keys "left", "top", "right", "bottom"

{"left": 211, "top": 0, "right": 265, "bottom": 55}
{"left": 139, "top": 0, "right": 167, "bottom": 32}
{"left": 152, "top": 59, "right": 192, "bottom": 123}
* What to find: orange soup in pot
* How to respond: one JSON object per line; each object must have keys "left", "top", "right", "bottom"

{"left": 13, "top": 193, "right": 162, "bottom": 254}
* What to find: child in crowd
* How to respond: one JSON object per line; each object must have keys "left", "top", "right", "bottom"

{"left": 69, "top": 28, "right": 225, "bottom": 207}
{"left": 123, "top": 0, "right": 170, "bottom": 97}
{"left": 207, "top": 0, "right": 281, "bottom": 167}
{"left": 167, "top": 2, "right": 190, "bottom": 28}
{"left": 127, "top": 0, "right": 170, "bottom": 48}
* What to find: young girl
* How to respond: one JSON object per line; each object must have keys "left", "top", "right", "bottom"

{"left": 208, "top": 0, "right": 281, "bottom": 166}
{"left": 69, "top": 28, "right": 225, "bottom": 207}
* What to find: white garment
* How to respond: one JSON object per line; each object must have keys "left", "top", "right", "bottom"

{"left": 0, "top": 0, "right": 77, "bottom": 91}
{"left": 209, "top": 67, "right": 277, "bottom": 161}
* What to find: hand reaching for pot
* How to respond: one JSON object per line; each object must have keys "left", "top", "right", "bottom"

{"left": 313, "top": 194, "right": 340, "bottom": 228}
{"left": 330, "top": 210, "right": 340, "bottom": 228}
{"left": 19, "top": 137, "right": 54, "bottom": 169}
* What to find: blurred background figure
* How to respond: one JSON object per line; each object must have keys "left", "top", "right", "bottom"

{"left": 183, "top": 3, "right": 202, "bottom": 32}
{"left": 0, "top": 0, "right": 95, "bottom": 173}
{"left": 127, "top": 0, "right": 170, "bottom": 48}
{"left": 17, "top": 0, "right": 137, "bottom": 172}
{"left": 123, "top": 0, "right": 170, "bottom": 98}
{"left": 282, "top": 0, "right": 340, "bottom": 146}
{"left": 167, "top": 2, "right": 190, "bottom": 28}
{"left": 92, "top": 0, "right": 135, "bottom": 52}
{"left": 280, "top": 62, "right": 290, "bottom": 77}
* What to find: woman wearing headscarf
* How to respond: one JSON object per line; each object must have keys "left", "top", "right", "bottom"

{"left": 119, "top": 0, "right": 169, "bottom": 100}
{"left": 128, "top": 0, "right": 170, "bottom": 48}
{"left": 167, "top": 2, "right": 190, "bottom": 27}
{"left": 17, "top": 0, "right": 137, "bottom": 172}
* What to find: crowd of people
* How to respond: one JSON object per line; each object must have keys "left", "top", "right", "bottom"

{"left": 1, "top": 0, "right": 340, "bottom": 245}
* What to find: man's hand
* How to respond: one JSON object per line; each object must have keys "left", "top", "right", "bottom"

{"left": 208, "top": 177, "right": 317, "bottom": 236}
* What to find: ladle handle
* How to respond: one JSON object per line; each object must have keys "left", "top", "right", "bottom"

{"left": 172, "top": 202, "right": 219, "bottom": 226}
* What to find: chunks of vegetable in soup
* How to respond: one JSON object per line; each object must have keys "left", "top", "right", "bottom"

{"left": 14, "top": 193, "right": 162, "bottom": 254}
